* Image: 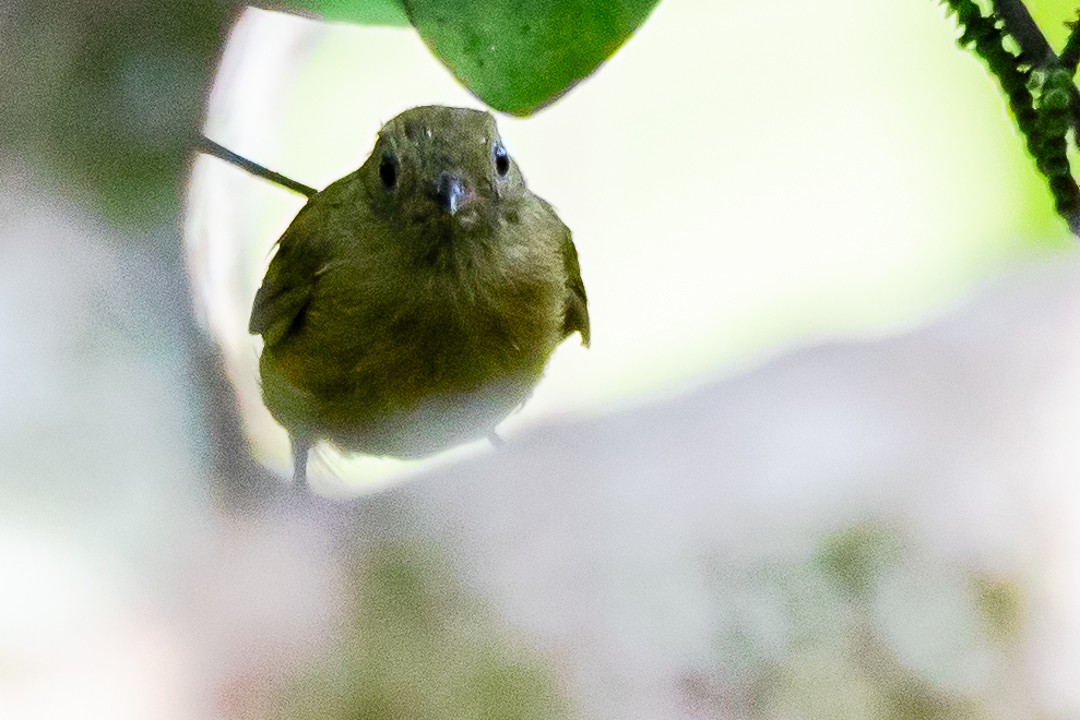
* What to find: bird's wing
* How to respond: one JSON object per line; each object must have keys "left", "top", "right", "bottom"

{"left": 560, "top": 229, "right": 590, "bottom": 346}
{"left": 248, "top": 199, "right": 327, "bottom": 347}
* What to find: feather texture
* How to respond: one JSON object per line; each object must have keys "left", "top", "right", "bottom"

{"left": 249, "top": 106, "right": 588, "bottom": 480}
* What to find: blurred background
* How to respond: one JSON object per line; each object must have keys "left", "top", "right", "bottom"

{"left": 5, "top": 0, "right": 1080, "bottom": 717}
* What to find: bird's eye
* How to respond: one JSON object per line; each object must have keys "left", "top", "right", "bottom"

{"left": 494, "top": 144, "right": 510, "bottom": 177}
{"left": 379, "top": 151, "right": 398, "bottom": 189}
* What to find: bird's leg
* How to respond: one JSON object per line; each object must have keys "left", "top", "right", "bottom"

{"left": 488, "top": 431, "right": 504, "bottom": 448}
{"left": 290, "top": 435, "right": 312, "bottom": 487}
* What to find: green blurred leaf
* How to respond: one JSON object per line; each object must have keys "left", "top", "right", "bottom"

{"left": 403, "top": 0, "right": 661, "bottom": 115}
{"left": 0, "top": 0, "right": 231, "bottom": 231}
{"left": 283, "top": 541, "right": 570, "bottom": 720}
{"left": 973, "top": 575, "right": 1024, "bottom": 642}
{"left": 816, "top": 524, "right": 901, "bottom": 600}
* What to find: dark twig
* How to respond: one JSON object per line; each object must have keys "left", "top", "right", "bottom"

{"left": 991, "top": 0, "right": 1080, "bottom": 140}
{"left": 198, "top": 135, "right": 318, "bottom": 199}
{"left": 973, "top": 0, "right": 1080, "bottom": 234}
{"left": 992, "top": 0, "right": 1056, "bottom": 63}
{"left": 1062, "top": 12, "right": 1080, "bottom": 75}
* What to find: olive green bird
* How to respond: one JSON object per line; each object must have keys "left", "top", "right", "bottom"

{"left": 247, "top": 105, "right": 589, "bottom": 484}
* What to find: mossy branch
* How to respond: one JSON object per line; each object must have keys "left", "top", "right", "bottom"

{"left": 943, "top": 0, "right": 1080, "bottom": 235}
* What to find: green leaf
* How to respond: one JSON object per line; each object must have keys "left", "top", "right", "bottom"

{"left": 402, "top": 0, "right": 661, "bottom": 115}
{"left": 281, "top": 0, "right": 410, "bottom": 26}
{"left": 275, "top": 0, "right": 660, "bottom": 114}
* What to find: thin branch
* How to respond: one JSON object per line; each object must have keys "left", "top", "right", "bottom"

{"left": 198, "top": 135, "right": 318, "bottom": 199}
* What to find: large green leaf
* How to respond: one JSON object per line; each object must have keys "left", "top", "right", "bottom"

{"left": 403, "top": 0, "right": 661, "bottom": 115}
{"left": 278, "top": 0, "right": 661, "bottom": 115}
{"left": 280, "top": 0, "right": 410, "bottom": 26}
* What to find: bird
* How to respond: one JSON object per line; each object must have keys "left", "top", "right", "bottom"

{"left": 247, "top": 105, "right": 589, "bottom": 484}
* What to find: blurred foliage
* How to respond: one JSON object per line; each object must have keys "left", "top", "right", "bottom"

{"left": 817, "top": 524, "right": 902, "bottom": 601}
{"left": 973, "top": 576, "right": 1024, "bottom": 642}
{"left": 0, "top": 0, "right": 233, "bottom": 233}
{"left": 282, "top": 541, "right": 569, "bottom": 720}
{"left": 691, "top": 525, "right": 1033, "bottom": 718}
{"left": 276, "top": 0, "right": 661, "bottom": 115}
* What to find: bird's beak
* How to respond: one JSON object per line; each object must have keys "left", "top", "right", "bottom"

{"left": 434, "top": 171, "right": 467, "bottom": 215}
